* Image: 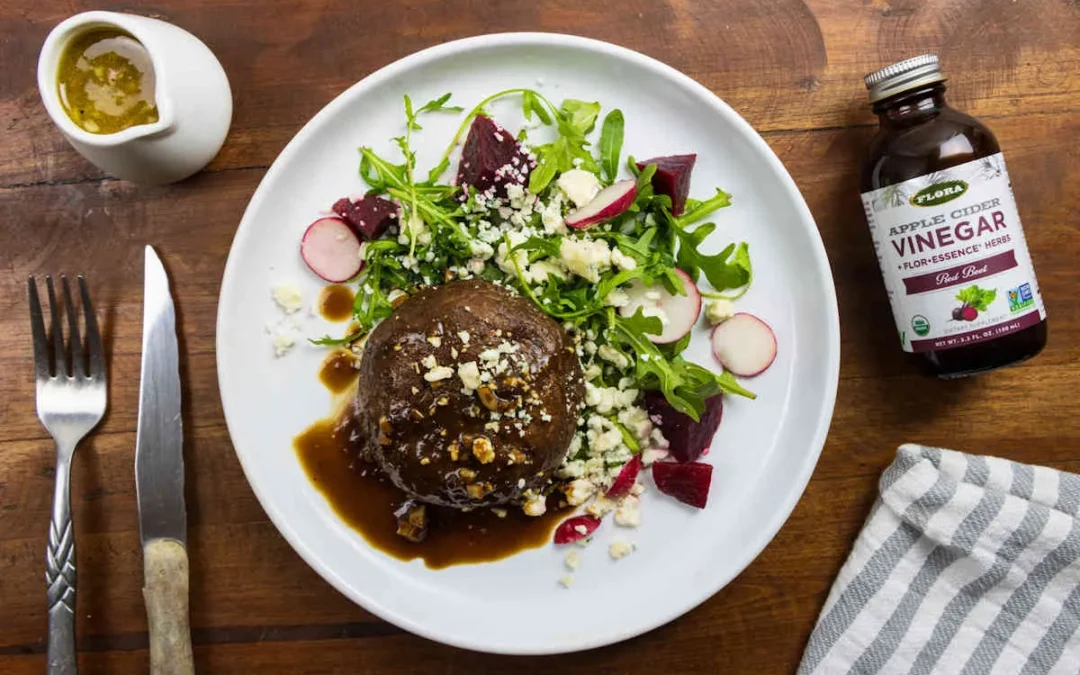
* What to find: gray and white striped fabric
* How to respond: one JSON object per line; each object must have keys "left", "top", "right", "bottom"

{"left": 799, "top": 444, "right": 1080, "bottom": 675}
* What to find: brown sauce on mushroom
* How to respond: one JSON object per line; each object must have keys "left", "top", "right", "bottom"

{"left": 295, "top": 366, "right": 566, "bottom": 569}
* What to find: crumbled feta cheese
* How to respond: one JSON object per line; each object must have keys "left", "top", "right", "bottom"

{"left": 469, "top": 240, "right": 495, "bottom": 261}
{"left": 557, "top": 169, "right": 601, "bottom": 207}
{"left": 641, "top": 447, "right": 670, "bottom": 466}
{"left": 598, "top": 344, "right": 630, "bottom": 369}
{"left": 495, "top": 230, "right": 529, "bottom": 276}
{"left": 272, "top": 331, "right": 296, "bottom": 356}
{"left": 559, "top": 459, "right": 585, "bottom": 479}
{"left": 609, "top": 538, "right": 636, "bottom": 560}
{"left": 271, "top": 282, "right": 304, "bottom": 314}
{"left": 706, "top": 298, "right": 736, "bottom": 325}
{"left": 526, "top": 260, "right": 566, "bottom": 284}
{"left": 457, "top": 330, "right": 471, "bottom": 345}
{"left": 564, "top": 550, "right": 580, "bottom": 571}
{"left": 604, "top": 289, "right": 630, "bottom": 308}
{"left": 457, "top": 361, "right": 481, "bottom": 390}
{"left": 423, "top": 365, "right": 454, "bottom": 382}
{"left": 523, "top": 494, "right": 547, "bottom": 516}
{"left": 421, "top": 354, "right": 437, "bottom": 369}
{"left": 617, "top": 406, "right": 654, "bottom": 441}
{"left": 427, "top": 335, "right": 442, "bottom": 347}
{"left": 584, "top": 384, "right": 638, "bottom": 415}
{"left": 614, "top": 495, "right": 641, "bottom": 527}
{"left": 559, "top": 574, "right": 574, "bottom": 588}
{"left": 559, "top": 237, "right": 612, "bottom": 283}
{"left": 586, "top": 495, "right": 617, "bottom": 518}
{"left": 540, "top": 191, "right": 567, "bottom": 235}
{"left": 564, "top": 479, "right": 596, "bottom": 506}
{"left": 610, "top": 247, "right": 638, "bottom": 271}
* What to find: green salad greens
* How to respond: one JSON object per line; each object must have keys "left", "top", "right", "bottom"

{"left": 318, "top": 90, "right": 755, "bottom": 422}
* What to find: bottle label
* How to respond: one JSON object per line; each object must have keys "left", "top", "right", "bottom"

{"left": 861, "top": 153, "right": 1045, "bottom": 353}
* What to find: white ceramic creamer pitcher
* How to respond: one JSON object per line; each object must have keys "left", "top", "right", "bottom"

{"left": 37, "top": 11, "right": 232, "bottom": 184}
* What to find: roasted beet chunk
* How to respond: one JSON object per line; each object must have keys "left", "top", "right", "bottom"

{"left": 635, "top": 154, "right": 697, "bottom": 216}
{"left": 645, "top": 391, "right": 723, "bottom": 463}
{"left": 332, "top": 195, "right": 398, "bottom": 240}
{"left": 456, "top": 115, "right": 533, "bottom": 198}
{"left": 653, "top": 461, "right": 712, "bottom": 509}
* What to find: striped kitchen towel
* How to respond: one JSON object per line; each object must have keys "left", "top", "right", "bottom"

{"left": 799, "top": 444, "right": 1080, "bottom": 675}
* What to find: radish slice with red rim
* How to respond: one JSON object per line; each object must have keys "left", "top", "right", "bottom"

{"left": 710, "top": 312, "right": 777, "bottom": 377}
{"left": 300, "top": 217, "right": 365, "bottom": 283}
{"left": 565, "top": 179, "right": 637, "bottom": 230}
{"left": 618, "top": 268, "right": 702, "bottom": 344}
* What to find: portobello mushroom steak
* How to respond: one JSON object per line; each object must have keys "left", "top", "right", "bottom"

{"left": 353, "top": 279, "right": 585, "bottom": 510}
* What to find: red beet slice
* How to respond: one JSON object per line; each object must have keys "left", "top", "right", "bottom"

{"left": 652, "top": 461, "right": 712, "bottom": 509}
{"left": 644, "top": 391, "right": 723, "bottom": 463}
{"left": 456, "top": 115, "right": 533, "bottom": 198}
{"left": 553, "top": 515, "right": 601, "bottom": 544}
{"left": 635, "top": 154, "right": 697, "bottom": 216}
{"left": 331, "top": 194, "right": 399, "bottom": 240}
{"left": 606, "top": 455, "right": 643, "bottom": 498}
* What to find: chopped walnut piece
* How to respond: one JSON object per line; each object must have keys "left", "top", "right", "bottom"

{"left": 394, "top": 502, "right": 427, "bottom": 543}
{"left": 472, "top": 436, "right": 496, "bottom": 464}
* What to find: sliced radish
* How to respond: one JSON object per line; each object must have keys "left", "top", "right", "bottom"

{"left": 300, "top": 217, "right": 364, "bottom": 282}
{"left": 710, "top": 312, "right": 777, "bottom": 377}
{"left": 565, "top": 179, "right": 637, "bottom": 230}
{"left": 618, "top": 268, "right": 701, "bottom": 344}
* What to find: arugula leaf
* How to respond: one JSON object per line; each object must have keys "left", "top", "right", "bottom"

{"left": 309, "top": 330, "right": 364, "bottom": 347}
{"left": 677, "top": 188, "right": 732, "bottom": 226}
{"left": 528, "top": 161, "right": 559, "bottom": 194}
{"left": 521, "top": 90, "right": 552, "bottom": 125}
{"left": 403, "top": 92, "right": 463, "bottom": 132}
{"left": 560, "top": 99, "right": 601, "bottom": 135}
{"left": 672, "top": 217, "right": 750, "bottom": 292}
{"left": 528, "top": 98, "right": 603, "bottom": 192}
{"left": 611, "top": 309, "right": 755, "bottom": 420}
{"left": 598, "top": 109, "right": 624, "bottom": 183}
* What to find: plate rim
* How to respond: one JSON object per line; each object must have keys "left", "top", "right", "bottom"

{"left": 216, "top": 31, "right": 840, "bottom": 654}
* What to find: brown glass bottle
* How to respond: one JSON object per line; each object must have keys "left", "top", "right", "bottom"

{"left": 861, "top": 56, "right": 1047, "bottom": 378}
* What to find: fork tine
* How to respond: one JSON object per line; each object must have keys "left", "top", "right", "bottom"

{"left": 27, "top": 278, "right": 52, "bottom": 380}
{"left": 61, "top": 276, "right": 85, "bottom": 378}
{"left": 45, "top": 276, "right": 69, "bottom": 377}
{"left": 79, "top": 277, "right": 105, "bottom": 380}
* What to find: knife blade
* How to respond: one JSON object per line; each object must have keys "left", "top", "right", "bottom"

{"left": 136, "top": 246, "right": 194, "bottom": 675}
{"left": 136, "top": 245, "right": 186, "bottom": 546}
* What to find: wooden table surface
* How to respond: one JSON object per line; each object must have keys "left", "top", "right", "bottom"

{"left": 2, "top": 0, "right": 1078, "bottom": 672}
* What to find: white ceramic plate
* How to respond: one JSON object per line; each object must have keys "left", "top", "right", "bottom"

{"left": 217, "top": 33, "right": 839, "bottom": 654}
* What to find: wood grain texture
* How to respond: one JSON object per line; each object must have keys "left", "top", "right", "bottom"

{"left": 0, "top": 0, "right": 1078, "bottom": 673}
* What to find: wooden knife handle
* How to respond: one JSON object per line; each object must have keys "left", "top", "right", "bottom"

{"left": 143, "top": 539, "right": 195, "bottom": 675}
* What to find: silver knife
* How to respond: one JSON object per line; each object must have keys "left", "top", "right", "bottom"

{"left": 136, "top": 246, "right": 195, "bottom": 675}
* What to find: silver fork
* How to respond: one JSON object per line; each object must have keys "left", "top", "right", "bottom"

{"left": 28, "top": 276, "right": 108, "bottom": 675}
